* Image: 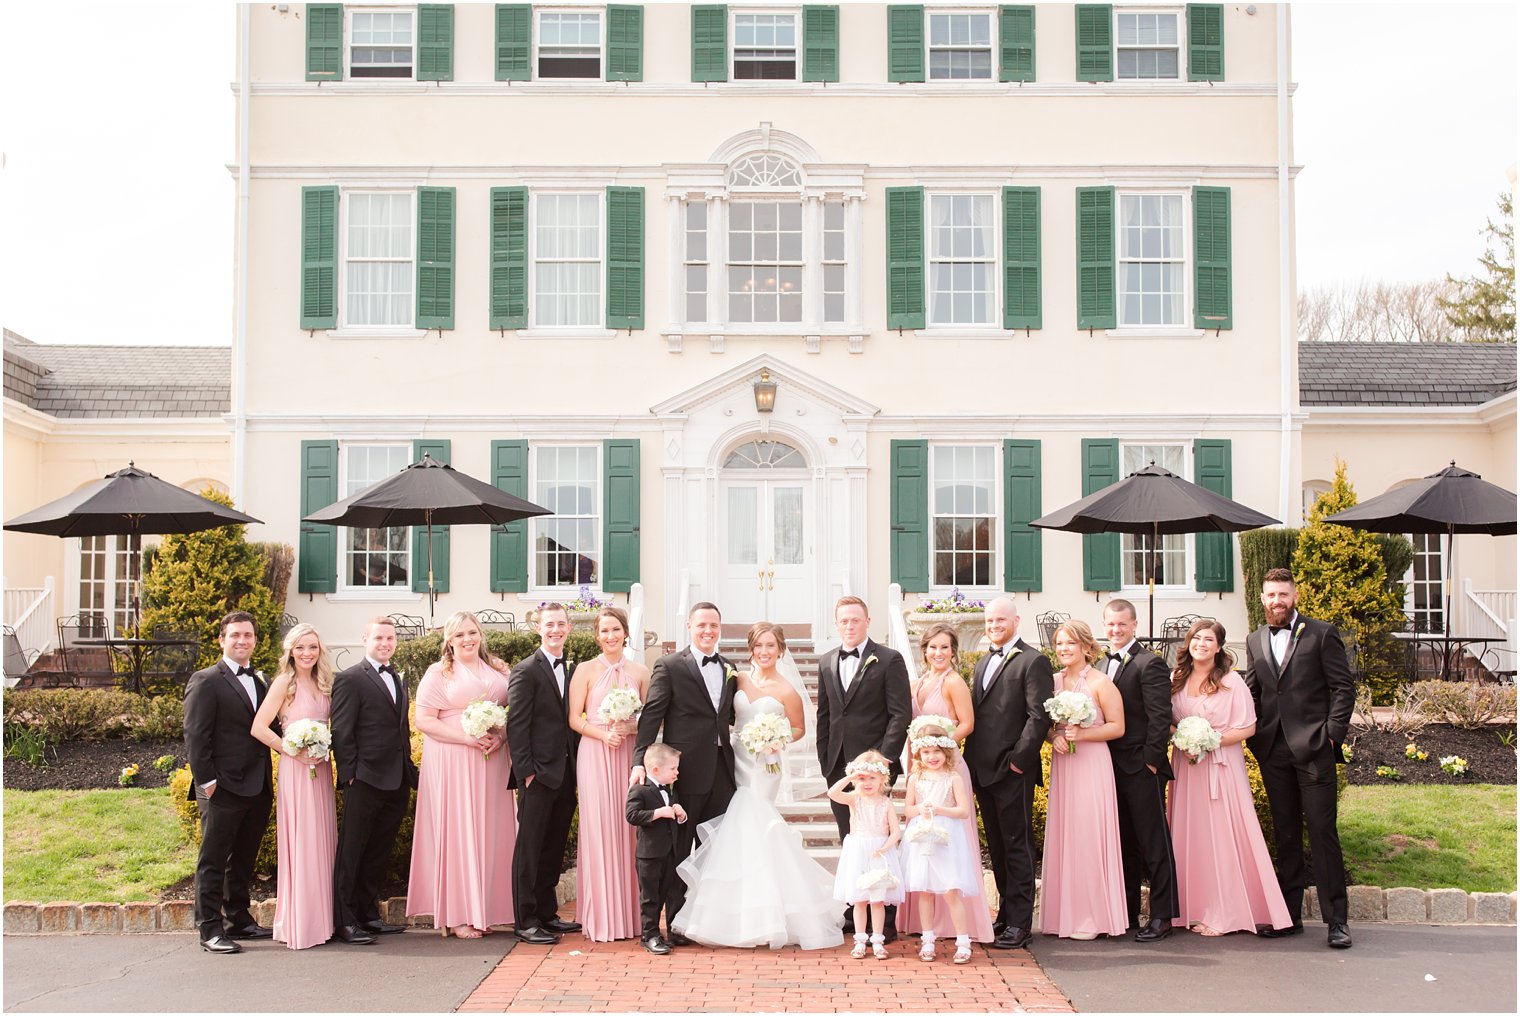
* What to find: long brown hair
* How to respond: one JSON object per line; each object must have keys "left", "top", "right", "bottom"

{"left": 438, "top": 610, "right": 508, "bottom": 676}
{"left": 275, "top": 623, "right": 334, "bottom": 703}
{"left": 747, "top": 621, "right": 788, "bottom": 656}
{"left": 1170, "top": 618, "right": 1232, "bottom": 696}
{"left": 918, "top": 622, "right": 961, "bottom": 671}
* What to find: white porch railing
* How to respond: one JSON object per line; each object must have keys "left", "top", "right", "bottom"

{"left": 4, "top": 577, "right": 55, "bottom": 660}
{"left": 626, "top": 582, "right": 646, "bottom": 664}
{"left": 675, "top": 569, "right": 691, "bottom": 651}
{"left": 1462, "top": 580, "right": 1516, "bottom": 674}
{"left": 885, "top": 583, "right": 918, "bottom": 682}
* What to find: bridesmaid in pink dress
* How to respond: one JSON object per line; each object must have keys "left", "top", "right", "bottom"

{"left": 250, "top": 623, "right": 337, "bottom": 950}
{"left": 901, "top": 622, "right": 995, "bottom": 943}
{"left": 1039, "top": 620, "right": 1128, "bottom": 940}
{"left": 567, "top": 606, "right": 650, "bottom": 941}
{"left": 1168, "top": 619, "right": 1293, "bottom": 937}
{"left": 407, "top": 611, "right": 516, "bottom": 939}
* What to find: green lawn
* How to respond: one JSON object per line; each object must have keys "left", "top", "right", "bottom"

{"left": 3, "top": 788, "right": 196, "bottom": 902}
{"left": 1340, "top": 784, "right": 1517, "bottom": 893}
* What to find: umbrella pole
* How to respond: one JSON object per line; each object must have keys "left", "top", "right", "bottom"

{"left": 426, "top": 510, "right": 436, "bottom": 627}
{"left": 1148, "top": 524, "right": 1157, "bottom": 642}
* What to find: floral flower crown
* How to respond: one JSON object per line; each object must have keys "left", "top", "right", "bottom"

{"left": 908, "top": 714, "right": 955, "bottom": 740}
{"left": 911, "top": 735, "right": 958, "bottom": 753}
{"left": 846, "top": 758, "right": 891, "bottom": 777}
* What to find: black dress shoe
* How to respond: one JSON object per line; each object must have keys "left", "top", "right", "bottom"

{"left": 667, "top": 932, "right": 693, "bottom": 946}
{"left": 992, "top": 920, "right": 1006, "bottom": 939}
{"left": 642, "top": 936, "right": 672, "bottom": 955}
{"left": 882, "top": 928, "right": 899, "bottom": 945}
{"left": 199, "top": 934, "right": 242, "bottom": 954}
{"left": 224, "top": 923, "right": 273, "bottom": 940}
{"left": 1258, "top": 923, "right": 1304, "bottom": 939}
{"left": 1134, "top": 918, "right": 1172, "bottom": 943}
{"left": 1327, "top": 923, "right": 1353, "bottom": 949}
{"left": 544, "top": 917, "right": 582, "bottom": 934}
{"left": 333, "top": 924, "right": 377, "bottom": 945}
{"left": 515, "top": 925, "right": 560, "bottom": 945}
{"left": 991, "top": 927, "right": 1032, "bottom": 950}
{"left": 362, "top": 920, "right": 407, "bottom": 935}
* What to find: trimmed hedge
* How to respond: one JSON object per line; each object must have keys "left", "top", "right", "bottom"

{"left": 3, "top": 690, "right": 183, "bottom": 743}
{"left": 389, "top": 630, "right": 602, "bottom": 694}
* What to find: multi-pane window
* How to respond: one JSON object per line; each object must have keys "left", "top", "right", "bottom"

{"left": 343, "top": 445, "right": 410, "bottom": 589}
{"left": 728, "top": 201, "right": 804, "bottom": 323}
{"left": 534, "top": 194, "right": 602, "bottom": 327}
{"left": 1406, "top": 533, "right": 1446, "bottom": 633}
{"left": 350, "top": 10, "right": 414, "bottom": 78}
{"left": 928, "top": 12, "right": 994, "bottom": 80}
{"left": 78, "top": 536, "right": 136, "bottom": 636}
{"left": 1121, "top": 443, "right": 1186, "bottom": 586}
{"left": 1119, "top": 194, "right": 1185, "bottom": 327}
{"left": 823, "top": 201, "right": 846, "bottom": 323}
{"left": 345, "top": 192, "right": 414, "bottom": 327}
{"left": 538, "top": 11, "right": 601, "bottom": 78}
{"left": 931, "top": 445, "right": 996, "bottom": 588}
{"left": 928, "top": 194, "right": 996, "bottom": 326}
{"left": 685, "top": 202, "right": 709, "bottom": 323}
{"left": 533, "top": 446, "right": 599, "bottom": 588}
{"left": 733, "top": 13, "right": 797, "bottom": 79}
{"left": 1117, "top": 11, "right": 1181, "bottom": 80}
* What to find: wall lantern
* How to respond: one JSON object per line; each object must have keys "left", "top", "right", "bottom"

{"left": 753, "top": 370, "right": 777, "bottom": 413}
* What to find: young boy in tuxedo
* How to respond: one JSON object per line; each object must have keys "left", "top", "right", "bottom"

{"left": 626, "top": 743, "right": 688, "bottom": 954}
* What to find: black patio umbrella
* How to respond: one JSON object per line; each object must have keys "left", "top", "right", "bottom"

{"left": 302, "top": 453, "right": 551, "bottom": 622}
{"left": 1031, "top": 463, "right": 1279, "bottom": 639}
{"left": 1325, "top": 462, "right": 1517, "bottom": 639}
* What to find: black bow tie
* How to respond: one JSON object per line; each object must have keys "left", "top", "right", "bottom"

{"left": 840, "top": 648, "right": 860, "bottom": 660}
{"left": 1108, "top": 651, "right": 1124, "bottom": 662}
{"left": 988, "top": 646, "right": 1006, "bottom": 658}
{"left": 376, "top": 664, "right": 396, "bottom": 677}
{"left": 550, "top": 657, "right": 565, "bottom": 670}
{"left": 1269, "top": 625, "right": 1291, "bottom": 635}
{"left": 700, "top": 654, "right": 721, "bottom": 668}
{"left": 235, "top": 665, "right": 255, "bottom": 678}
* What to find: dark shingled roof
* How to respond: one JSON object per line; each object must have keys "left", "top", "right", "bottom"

{"left": 3, "top": 331, "right": 229, "bottom": 418}
{"left": 1299, "top": 342, "right": 1517, "bottom": 407}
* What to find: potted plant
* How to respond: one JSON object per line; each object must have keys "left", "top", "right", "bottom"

{"left": 905, "top": 587, "right": 988, "bottom": 663}
{"left": 530, "top": 585, "right": 612, "bottom": 629}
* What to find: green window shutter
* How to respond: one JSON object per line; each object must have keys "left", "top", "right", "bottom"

{"left": 411, "top": 440, "right": 451, "bottom": 594}
{"left": 1194, "top": 439, "right": 1234, "bottom": 592}
{"left": 1076, "top": 186, "right": 1116, "bottom": 330}
{"left": 495, "top": 4, "right": 531, "bottom": 81}
{"left": 1187, "top": 4, "right": 1224, "bottom": 82}
{"left": 606, "top": 186, "right": 645, "bottom": 330}
{"left": 416, "top": 186, "right": 456, "bottom": 330}
{"left": 802, "top": 6, "right": 840, "bottom": 83}
{"left": 1004, "top": 439, "right": 1042, "bottom": 592}
{"left": 890, "top": 440, "right": 930, "bottom": 593}
{"left": 298, "top": 440, "right": 339, "bottom": 594}
{"left": 885, "top": 186, "right": 925, "bottom": 330}
{"left": 1002, "top": 186, "right": 1041, "bottom": 330}
{"left": 300, "top": 186, "right": 338, "bottom": 330}
{"left": 417, "top": 4, "right": 454, "bottom": 81}
{"left": 305, "top": 4, "right": 343, "bottom": 82}
{"left": 490, "top": 440, "right": 530, "bottom": 593}
{"left": 603, "top": 439, "right": 640, "bottom": 593}
{"left": 691, "top": 5, "right": 728, "bottom": 82}
{"left": 1075, "top": 5, "right": 1113, "bottom": 82}
{"left": 607, "top": 5, "right": 644, "bottom": 82}
{"left": 1081, "top": 438, "right": 1121, "bottom": 592}
{"left": 887, "top": 5, "right": 925, "bottom": 83}
{"left": 489, "top": 187, "right": 528, "bottom": 329}
{"left": 999, "top": 6, "right": 1036, "bottom": 82}
{"left": 1193, "top": 185, "right": 1232, "bottom": 330}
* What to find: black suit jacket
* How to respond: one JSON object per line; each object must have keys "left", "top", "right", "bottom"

{"left": 330, "top": 660, "right": 417, "bottom": 792}
{"left": 183, "top": 659, "right": 274, "bottom": 801}
{"left": 633, "top": 648, "right": 737, "bottom": 796}
{"left": 1242, "top": 614, "right": 1355, "bottom": 766}
{"left": 507, "top": 650, "right": 579, "bottom": 791}
{"left": 965, "top": 639, "right": 1053, "bottom": 787}
{"left": 626, "top": 781, "right": 682, "bottom": 858}
{"left": 1108, "top": 642, "right": 1175, "bottom": 779}
{"left": 814, "top": 638, "right": 912, "bottom": 778}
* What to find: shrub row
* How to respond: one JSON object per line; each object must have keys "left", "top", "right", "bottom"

{"left": 3, "top": 690, "right": 183, "bottom": 743}
{"left": 389, "top": 629, "right": 602, "bottom": 694}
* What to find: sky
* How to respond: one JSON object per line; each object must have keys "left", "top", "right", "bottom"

{"left": 0, "top": 2, "right": 1514, "bottom": 347}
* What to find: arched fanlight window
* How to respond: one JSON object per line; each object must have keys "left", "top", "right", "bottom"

{"left": 723, "top": 439, "right": 806, "bottom": 469}
{"left": 728, "top": 154, "right": 803, "bottom": 190}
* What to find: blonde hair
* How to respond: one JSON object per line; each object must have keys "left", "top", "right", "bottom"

{"left": 276, "top": 623, "right": 334, "bottom": 703}
{"left": 438, "top": 610, "right": 508, "bottom": 677}
{"left": 1054, "top": 619, "right": 1103, "bottom": 665}
{"left": 846, "top": 749, "right": 893, "bottom": 786}
{"left": 644, "top": 742, "right": 681, "bottom": 766}
{"left": 909, "top": 721, "right": 961, "bottom": 776}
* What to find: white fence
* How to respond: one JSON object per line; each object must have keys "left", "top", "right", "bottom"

{"left": 4, "top": 577, "right": 55, "bottom": 661}
{"left": 1462, "top": 580, "right": 1516, "bottom": 675}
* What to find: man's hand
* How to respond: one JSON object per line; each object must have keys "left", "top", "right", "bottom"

{"left": 203, "top": 784, "right": 217, "bottom": 798}
{"left": 524, "top": 774, "right": 535, "bottom": 788}
{"left": 1008, "top": 762, "right": 1023, "bottom": 774}
{"left": 629, "top": 764, "right": 647, "bottom": 787}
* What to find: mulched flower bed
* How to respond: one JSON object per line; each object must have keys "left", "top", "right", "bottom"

{"left": 4, "top": 738, "right": 185, "bottom": 791}
{"left": 1344, "top": 723, "right": 1517, "bottom": 785}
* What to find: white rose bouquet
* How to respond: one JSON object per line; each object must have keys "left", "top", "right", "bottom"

{"left": 1043, "top": 690, "right": 1098, "bottom": 753}
{"left": 596, "top": 686, "right": 643, "bottom": 724}
{"left": 738, "top": 711, "right": 792, "bottom": 774}
{"left": 461, "top": 699, "right": 509, "bottom": 760}
{"left": 1172, "top": 715, "right": 1222, "bottom": 763}
{"left": 282, "top": 718, "right": 332, "bottom": 779}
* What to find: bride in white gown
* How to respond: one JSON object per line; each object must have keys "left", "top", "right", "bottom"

{"left": 671, "top": 623, "right": 844, "bottom": 950}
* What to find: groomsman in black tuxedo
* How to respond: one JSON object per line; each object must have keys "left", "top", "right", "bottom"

{"left": 330, "top": 616, "right": 416, "bottom": 945}
{"left": 508, "top": 603, "right": 583, "bottom": 944}
{"left": 965, "top": 596, "right": 1052, "bottom": 950}
{"left": 1243, "top": 568, "right": 1355, "bottom": 949}
{"left": 815, "top": 595, "right": 911, "bottom": 939}
{"left": 632, "top": 601, "right": 738, "bottom": 936}
{"left": 1101, "top": 598, "right": 1178, "bottom": 942}
{"left": 183, "top": 611, "right": 274, "bottom": 954}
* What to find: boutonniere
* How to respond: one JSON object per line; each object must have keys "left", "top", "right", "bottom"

{"left": 1293, "top": 622, "right": 1305, "bottom": 642}
{"left": 255, "top": 670, "right": 266, "bottom": 683}
{"left": 1118, "top": 651, "right": 1130, "bottom": 665}
{"left": 861, "top": 653, "right": 879, "bottom": 671}
{"left": 723, "top": 663, "right": 737, "bottom": 682}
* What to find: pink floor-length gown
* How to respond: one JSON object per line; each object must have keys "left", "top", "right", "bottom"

{"left": 575, "top": 659, "right": 641, "bottom": 941}
{"left": 901, "top": 675, "right": 995, "bottom": 942}
{"left": 273, "top": 678, "right": 337, "bottom": 950}
{"left": 1039, "top": 669, "right": 1128, "bottom": 938}
{"left": 1169, "top": 670, "right": 1294, "bottom": 934}
{"left": 406, "top": 659, "right": 516, "bottom": 930}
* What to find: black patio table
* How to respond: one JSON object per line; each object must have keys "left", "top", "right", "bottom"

{"left": 76, "top": 635, "right": 200, "bottom": 695}
{"left": 1390, "top": 632, "right": 1505, "bottom": 682}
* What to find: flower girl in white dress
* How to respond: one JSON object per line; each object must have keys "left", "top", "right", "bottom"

{"left": 828, "top": 750, "right": 904, "bottom": 959}
{"left": 902, "top": 718, "right": 981, "bottom": 964}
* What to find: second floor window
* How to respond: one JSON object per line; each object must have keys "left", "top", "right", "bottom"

{"left": 928, "top": 11, "right": 994, "bottom": 80}
{"left": 1117, "top": 10, "right": 1180, "bottom": 80}
{"left": 350, "top": 9, "right": 414, "bottom": 78}
{"left": 1119, "top": 193, "right": 1185, "bottom": 327}
{"left": 345, "top": 192, "right": 414, "bottom": 328}
{"left": 733, "top": 13, "right": 798, "bottom": 80}
{"left": 929, "top": 193, "right": 996, "bottom": 326}
{"left": 533, "top": 193, "right": 602, "bottom": 328}
{"left": 538, "top": 10, "right": 602, "bottom": 78}
{"left": 729, "top": 201, "right": 804, "bottom": 324}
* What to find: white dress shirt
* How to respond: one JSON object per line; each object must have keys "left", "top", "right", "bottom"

{"left": 838, "top": 641, "right": 866, "bottom": 692}
{"left": 692, "top": 646, "right": 722, "bottom": 709}
{"left": 368, "top": 656, "right": 399, "bottom": 703}
{"left": 1270, "top": 613, "right": 1299, "bottom": 667}
{"left": 1106, "top": 639, "right": 1138, "bottom": 679}
{"left": 981, "top": 641, "right": 1014, "bottom": 690}
{"left": 539, "top": 647, "right": 566, "bottom": 698}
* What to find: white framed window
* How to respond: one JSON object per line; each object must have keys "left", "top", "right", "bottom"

{"left": 537, "top": 9, "right": 603, "bottom": 79}
{"left": 1116, "top": 10, "right": 1181, "bottom": 80}
{"left": 822, "top": 200, "right": 846, "bottom": 323}
{"left": 342, "top": 191, "right": 415, "bottom": 328}
{"left": 1301, "top": 479, "right": 1332, "bottom": 522}
{"left": 532, "top": 193, "right": 602, "bottom": 328}
{"left": 1118, "top": 192, "right": 1186, "bottom": 327}
{"left": 532, "top": 445, "right": 600, "bottom": 589}
{"left": 684, "top": 202, "right": 709, "bottom": 323}
{"left": 928, "top": 10, "right": 994, "bottom": 80}
{"left": 77, "top": 536, "right": 137, "bottom": 636}
{"left": 931, "top": 444, "right": 997, "bottom": 589}
{"left": 728, "top": 200, "right": 804, "bottom": 323}
{"left": 733, "top": 11, "right": 798, "bottom": 80}
{"left": 1121, "top": 443, "right": 1188, "bottom": 587}
{"left": 341, "top": 444, "right": 411, "bottom": 590}
{"left": 1405, "top": 533, "right": 1446, "bottom": 634}
{"left": 928, "top": 193, "right": 997, "bottom": 326}
{"left": 349, "top": 8, "right": 415, "bottom": 79}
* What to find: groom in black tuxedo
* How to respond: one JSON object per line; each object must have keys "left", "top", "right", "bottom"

{"left": 815, "top": 595, "right": 911, "bottom": 938}
{"left": 632, "top": 601, "right": 738, "bottom": 934}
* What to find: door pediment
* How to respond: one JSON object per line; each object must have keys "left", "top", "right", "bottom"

{"left": 649, "top": 355, "right": 880, "bottom": 420}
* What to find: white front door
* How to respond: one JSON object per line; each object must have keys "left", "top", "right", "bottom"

{"left": 720, "top": 477, "right": 812, "bottom": 625}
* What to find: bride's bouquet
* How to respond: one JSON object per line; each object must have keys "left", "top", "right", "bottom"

{"left": 596, "top": 686, "right": 642, "bottom": 724}
{"left": 738, "top": 712, "right": 791, "bottom": 774}
{"left": 1172, "top": 715, "right": 1222, "bottom": 763}
{"left": 461, "top": 699, "right": 509, "bottom": 760}
{"left": 281, "top": 719, "right": 331, "bottom": 779}
{"left": 1043, "top": 690, "right": 1098, "bottom": 753}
